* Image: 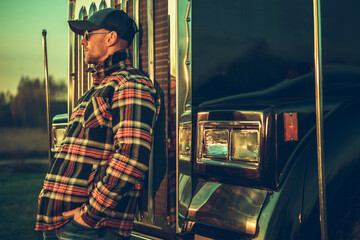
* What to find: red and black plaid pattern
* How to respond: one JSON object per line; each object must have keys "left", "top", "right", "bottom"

{"left": 36, "top": 49, "right": 160, "bottom": 237}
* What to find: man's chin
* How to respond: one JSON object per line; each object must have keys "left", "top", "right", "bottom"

{"left": 84, "top": 60, "right": 94, "bottom": 65}
{"left": 85, "top": 58, "right": 99, "bottom": 65}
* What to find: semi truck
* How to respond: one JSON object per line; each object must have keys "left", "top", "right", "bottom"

{"left": 47, "top": 0, "right": 360, "bottom": 239}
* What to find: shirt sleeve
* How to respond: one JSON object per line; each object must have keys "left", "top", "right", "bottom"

{"left": 81, "top": 77, "right": 159, "bottom": 227}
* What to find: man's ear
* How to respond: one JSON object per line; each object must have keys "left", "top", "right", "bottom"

{"left": 106, "top": 31, "right": 118, "bottom": 46}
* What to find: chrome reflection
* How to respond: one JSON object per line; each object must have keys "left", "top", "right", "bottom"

{"left": 188, "top": 182, "right": 267, "bottom": 235}
{"left": 177, "top": 0, "right": 193, "bottom": 232}
{"left": 179, "top": 122, "right": 191, "bottom": 161}
{"left": 132, "top": 0, "right": 139, "bottom": 68}
{"left": 121, "top": 0, "right": 128, "bottom": 11}
{"left": 89, "top": 2, "right": 97, "bottom": 16}
{"left": 99, "top": 0, "right": 107, "bottom": 9}
{"left": 183, "top": 0, "right": 191, "bottom": 112}
{"left": 67, "top": 0, "right": 75, "bottom": 118}
{"left": 178, "top": 173, "right": 192, "bottom": 218}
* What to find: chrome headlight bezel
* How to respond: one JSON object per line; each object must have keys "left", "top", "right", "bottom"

{"left": 195, "top": 108, "right": 277, "bottom": 189}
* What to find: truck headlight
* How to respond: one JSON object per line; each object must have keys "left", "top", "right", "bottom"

{"left": 51, "top": 114, "right": 68, "bottom": 151}
{"left": 199, "top": 121, "right": 260, "bottom": 169}
{"left": 179, "top": 122, "right": 192, "bottom": 160}
{"left": 52, "top": 126, "right": 67, "bottom": 150}
{"left": 232, "top": 129, "right": 259, "bottom": 165}
{"left": 204, "top": 129, "right": 229, "bottom": 158}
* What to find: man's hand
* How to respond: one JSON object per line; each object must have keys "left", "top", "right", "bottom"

{"left": 62, "top": 207, "right": 92, "bottom": 228}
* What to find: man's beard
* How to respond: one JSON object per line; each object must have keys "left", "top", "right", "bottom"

{"left": 84, "top": 53, "right": 100, "bottom": 65}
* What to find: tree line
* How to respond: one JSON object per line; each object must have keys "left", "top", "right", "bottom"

{"left": 0, "top": 76, "right": 67, "bottom": 128}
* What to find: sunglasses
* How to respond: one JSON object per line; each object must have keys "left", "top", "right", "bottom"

{"left": 83, "top": 30, "right": 111, "bottom": 41}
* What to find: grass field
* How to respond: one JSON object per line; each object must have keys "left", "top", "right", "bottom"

{"left": 0, "top": 127, "right": 49, "bottom": 239}
{"left": 0, "top": 166, "right": 47, "bottom": 240}
{"left": 0, "top": 128, "right": 48, "bottom": 159}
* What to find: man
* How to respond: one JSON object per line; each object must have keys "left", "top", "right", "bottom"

{"left": 35, "top": 8, "right": 160, "bottom": 240}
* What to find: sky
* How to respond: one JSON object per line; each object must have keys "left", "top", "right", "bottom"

{"left": 0, "top": 1, "right": 68, "bottom": 95}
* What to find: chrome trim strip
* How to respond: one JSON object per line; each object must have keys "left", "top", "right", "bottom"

{"left": 312, "top": 0, "right": 327, "bottom": 239}
{"left": 177, "top": 0, "right": 190, "bottom": 117}
{"left": 147, "top": 0, "right": 155, "bottom": 223}
{"left": 131, "top": 231, "right": 163, "bottom": 240}
{"left": 121, "top": 0, "right": 127, "bottom": 11}
{"left": 110, "top": 0, "right": 116, "bottom": 8}
{"left": 177, "top": 0, "right": 192, "bottom": 232}
{"left": 148, "top": 140, "right": 155, "bottom": 223}
{"left": 133, "top": 0, "right": 139, "bottom": 68}
{"left": 42, "top": 29, "right": 52, "bottom": 165}
{"left": 88, "top": 67, "right": 91, "bottom": 91}
{"left": 169, "top": 0, "right": 176, "bottom": 79}
{"left": 68, "top": 0, "right": 76, "bottom": 119}
{"left": 78, "top": 35, "right": 83, "bottom": 96}
{"left": 169, "top": 2, "right": 180, "bottom": 229}
{"left": 147, "top": 0, "right": 154, "bottom": 82}
{"left": 183, "top": 0, "right": 191, "bottom": 112}
{"left": 175, "top": 0, "right": 181, "bottom": 234}
{"left": 77, "top": 6, "right": 87, "bottom": 98}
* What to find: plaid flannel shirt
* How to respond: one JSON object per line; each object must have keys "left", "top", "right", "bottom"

{"left": 35, "top": 49, "right": 160, "bottom": 237}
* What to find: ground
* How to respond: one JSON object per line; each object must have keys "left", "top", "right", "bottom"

{"left": 0, "top": 127, "right": 49, "bottom": 240}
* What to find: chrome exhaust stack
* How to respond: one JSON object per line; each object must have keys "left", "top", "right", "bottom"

{"left": 42, "top": 29, "right": 52, "bottom": 165}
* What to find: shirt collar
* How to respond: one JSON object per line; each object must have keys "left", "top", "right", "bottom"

{"left": 88, "top": 49, "right": 133, "bottom": 85}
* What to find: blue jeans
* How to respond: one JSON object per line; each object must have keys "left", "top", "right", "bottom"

{"left": 43, "top": 219, "right": 126, "bottom": 240}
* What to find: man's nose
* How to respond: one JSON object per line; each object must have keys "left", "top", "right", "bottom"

{"left": 81, "top": 37, "right": 87, "bottom": 46}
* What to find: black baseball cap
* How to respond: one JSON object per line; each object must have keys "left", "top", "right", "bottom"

{"left": 68, "top": 8, "right": 138, "bottom": 44}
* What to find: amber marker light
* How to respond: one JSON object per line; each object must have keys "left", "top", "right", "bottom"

{"left": 284, "top": 112, "right": 298, "bottom": 142}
